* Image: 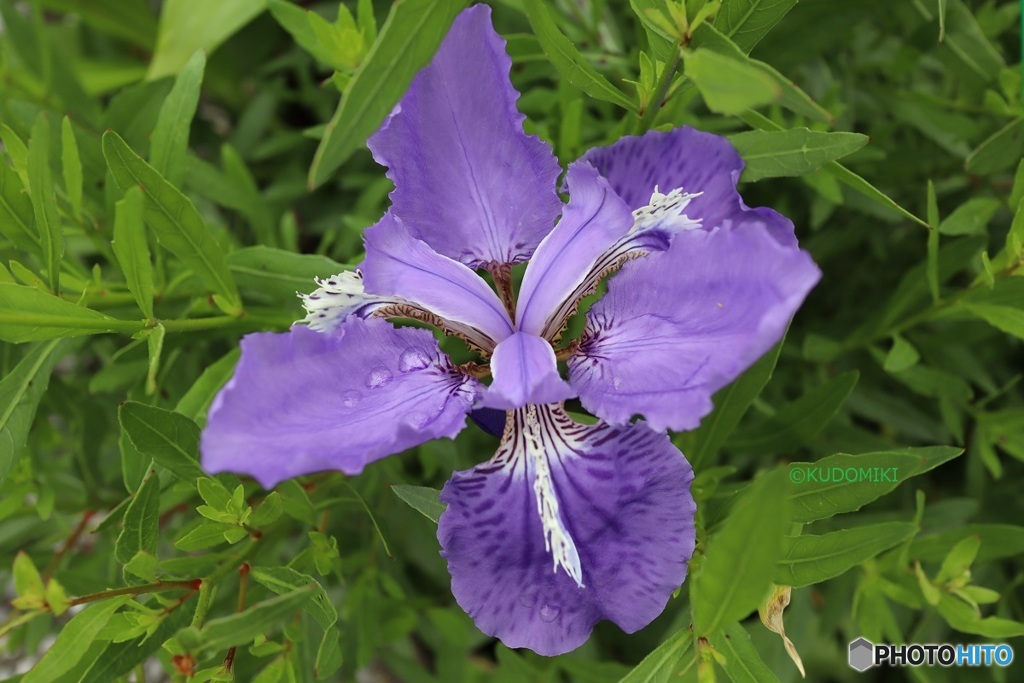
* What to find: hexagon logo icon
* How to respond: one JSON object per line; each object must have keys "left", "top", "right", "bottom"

{"left": 849, "top": 637, "right": 874, "bottom": 672}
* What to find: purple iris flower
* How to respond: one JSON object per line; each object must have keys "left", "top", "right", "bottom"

{"left": 200, "top": 5, "right": 820, "bottom": 656}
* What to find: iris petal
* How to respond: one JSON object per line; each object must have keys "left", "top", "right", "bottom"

{"left": 438, "top": 405, "right": 696, "bottom": 656}
{"left": 568, "top": 223, "right": 821, "bottom": 432}
{"left": 480, "top": 333, "right": 575, "bottom": 410}
{"left": 363, "top": 212, "right": 514, "bottom": 350}
{"left": 367, "top": 5, "right": 562, "bottom": 268}
{"left": 201, "top": 319, "right": 479, "bottom": 488}
{"left": 580, "top": 126, "right": 798, "bottom": 246}
{"left": 515, "top": 162, "right": 633, "bottom": 339}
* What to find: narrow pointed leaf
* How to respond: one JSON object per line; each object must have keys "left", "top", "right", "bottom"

{"left": 523, "top": 0, "right": 637, "bottom": 112}
{"left": 60, "top": 116, "right": 83, "bottom": 220}
{"left": 789, "top": 446, "right": 962, "bottom": 523}
{"left": 111, "top": 185, "right": 154, "bottom": 318}
{"left": 0, "top": 340, "right": 70, "bottom": 484}
{"left": 692, "top": 468, "right": 791, "bottom": 636}
{"left": 729, "top": 128, "right": 869, "bottom": 181}
{"left": 150, "top": 50, "right": 205, "bottom": 185}
{"left": 102, "top": 130, "right": 241, "bottom": 308}
{"left": 309, "top": 0, "right": 470, "bottom": 188}
{"left": 776, "top": 522, "right": 917, "bottom": 587}
{"left": 0, "top": 283, "right": 136, "bottom": 343}
{"left": 391, "top": 485, "right": 445, "bottom": 524}
{"left": 28, "top": 115, "right": 64, "bottom": 293}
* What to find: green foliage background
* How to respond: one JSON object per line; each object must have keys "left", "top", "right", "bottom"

{"left": 0, "top": 0, "right": 1022, "bottom": 681}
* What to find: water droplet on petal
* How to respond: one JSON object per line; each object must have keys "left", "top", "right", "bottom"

{"left": 341, "top": 391, "right": 359, "bottom": 408}
{"left": 613, "top": 376, "right": 623, "bottom": 389}
{"left": 365, "top": 367, "right": 393, "bottom": 389}
{"left": 518, "top": 594, "right": 537, "bottom": 608}
{"left": 399, "top": 348, "right": 430, "bottom": 372}
{"left": 539, "top": 604, "right": 560, "bottom": 622}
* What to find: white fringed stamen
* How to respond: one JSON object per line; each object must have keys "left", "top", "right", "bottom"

{"left": 631, "top": 185, "right": 703, "bottom": 233}
{"left": 299, "top": 270, "right": 381, "bottom": 332}
{"left": 522, "top": 406, "right": 585, "bottom": 588}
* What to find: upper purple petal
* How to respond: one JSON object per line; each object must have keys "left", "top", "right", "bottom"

{"left": 579, "top": 126, "right": 798, "bottom": 247}
{"left": 479, "top": 332, "right": 574, "bottom": 410}
{"left": 367, "top": 4, "right": 562, "bottom": 268}
{"left": 515, "top": 162, "right": 634, "bottom": 337}
{"left": 569, "top": 223, "right": 821, "bottom": 432}
{"left": 362, "top": 212, "right": 514, "bottom": 347}
{"left": 438, "top": 405, "right": 696, "bottom": 656}
{"left": 200, "top": 319, "right": 479, "bottom": 488}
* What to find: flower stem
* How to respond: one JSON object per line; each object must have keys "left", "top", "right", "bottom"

{"left": 69, "top": 579, "right": 202, "bottom": 608}
{"left": 634, "top": 50, "right": 682, "bottom": 135}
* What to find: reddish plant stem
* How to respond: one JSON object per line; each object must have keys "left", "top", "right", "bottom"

{"left": 223, "top": 563, "right": 250, "bottom": 673}
{"left": 69, "top": 579, "right": 202, "bottom": 608}
{"left": 42, "top": 509, "right": 95, "bottom": 581}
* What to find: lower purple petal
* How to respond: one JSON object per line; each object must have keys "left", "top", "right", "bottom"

{"left": 479, "top": 332, "right": 574, "bottom": 410}
{"left": 201, "top": 319, "right": 478, "bottom": 488}
{"left": 569, "top": 223, "right": 820, "bottom": 431}
{"left": 438, "top": 406, "right": 696, "bottom": 656}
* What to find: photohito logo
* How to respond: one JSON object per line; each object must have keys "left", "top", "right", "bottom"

{"left": 848, "top": 637, "right": 1014, "bottom": 671}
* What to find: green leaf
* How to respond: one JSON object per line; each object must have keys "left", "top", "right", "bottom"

{"left": 709, "top": 622, "right": 780, "bottom": 683}
{"left": 147, "top": 0, "right": 264, "bottom": 79}
{"left": 965, "top": 117, "right": 1024, "bottom": 175}
{"left": 939, "top": 197, "right": 1000, "bottom": 235}
{"left": 523, "top": 0, "right": 637, "bottom": 112}
{"left": 251, "top": 492, "right": 283, "bottom": 527}
{"left": 789, "top": 446, "right": 962, "bottom": 523}
{"left": 935, "top": 593, "right": 1024, "bottom": 637}
{"left": 960, "top": 277, "right": 1024, "bottom": 340}
{"left": 119, "top": 401, "right": 205, "bottom": 484}
{"left": 884, "top": 335, "right": 920, "bottom": 372}
{"left": 102, "top": 130, "right": 241, "bottom": 309}
{"left": 690, "top": 23, "right": 831, "bottom": 123}
{"left": 13, "top": 551, "right": 45, "bottom": 606}
{"left": 22, "top": 596, "right": 131, "bottom": 683}
{"left": 227, "top": 246, "right": 348, "bottom": 304}
{"left": 199, "top": 584, "right": 317, "bottom": 651}
{"left": 692, "top": 468, "right": 791, "bottom": 636}
{"left": 935, "top": 535, "right": 980, "bottom": 583}
{"left": 910, "top": 524, "right": 1024, "bottom": 564}
{"left": 683, "top": 339, "right": 784, "bottom": 469}
{"left": 60, "top": 116, "right": 83, "bottom": 220}
{"left": 738, "top": 110, "right": 929, "bottom": 228}
{"left": 728, "top": 128, "right": 869, "bottom": 182}
{"left": 940, "top": 0, "right": 1004, "bottom": 82}
{"left": 79, "top": 606, "right": 189, "bottom": 683}
{"left": 251, "top": 567, "right": 337, "bottom": 629}
{"left": 727, "top": 371, "right": 858, "bottom": 453}
{"left": 0, "top": 158, "right": 37, "bottom": 252}
{"left": 684, "top": 48, "right": 780, "bottom": 115}
{"left": 0, "top": 340, "right": 69, "bottom": 484}
{"left": 115, "top": 469, "right": 160, "bottom": 565}
{"left": 123, "top": 551, "right": 159, "bottom": 582}
{"left": 175, "top": 348, "right": 240, "bottom": 423}
{"left": 175, "top": 519, "right": 236, "bottom": 550}
{"left": 150, "top": 50, "right": 205, "bottom": 186}
{"left": 309, "top": 0, "right": 470, "bottom": 188}
{"left": 776, "top": 522, "right": 917, "bottom": 587}
{"left": 0, "top": 284, "right": 135, "bottom": 343}
{"left": 616, "top": 627, "right": 693, "bottom": 683}
{"left": 28, "top": 114, "right": 64, "bottom": 293}
{"left": 145, "top": 323, "right": 165, "bottom": 395}
{"left": 391, "top": 485, "right": 445, "bottom": 524}
{"left": 713, "top": 0, "right": 797, "bottom": 53}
